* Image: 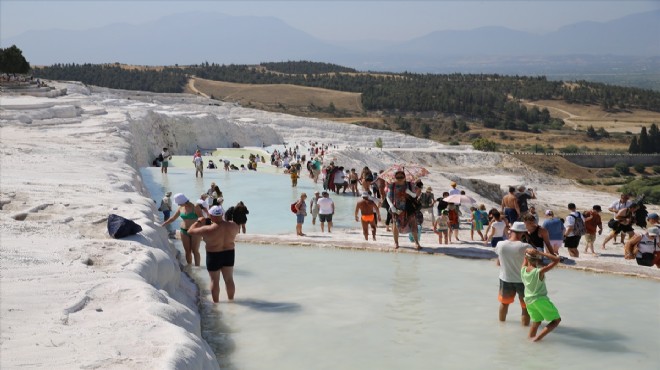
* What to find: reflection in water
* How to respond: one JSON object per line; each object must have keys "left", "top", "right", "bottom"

{"left": 387, "top": 255, "right": 425, "bottom": 348}
{"left": 199, "top": 299, "right": 237, "bottom": 370}
{"left": 233, "top": 298, "right": 302, "bottom": 313}
{"left": 553, "top": 326, "right": 631, "bottom": 353}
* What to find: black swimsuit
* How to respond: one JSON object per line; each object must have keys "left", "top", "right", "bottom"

{"left": 525, "top": 226, "right": 545, "bottom": 251}
{"left": 206, "top": 249, "right": 235, "bottom": 271}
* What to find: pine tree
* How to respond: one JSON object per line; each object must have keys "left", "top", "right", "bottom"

{"left": 648, "top": 123, "right": 660, "bottom": 153}
{"left": 639, "top": 127, "right": 651, "bottom": 153}
{"left": 629, "top": 136, "right": 640, "bottom": 153}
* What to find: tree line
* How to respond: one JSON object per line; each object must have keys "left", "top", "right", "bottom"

{"left": 29, "top": 59, "right": 660, "bottom": 135}
{"left": 33, "top": 63, "right": 188, "bottom": 93}
{"left": 628, "top": 123, "right": 660, "bottom": 153}
{"left": 0, "top": 45, "right": 30, "bottom": 74}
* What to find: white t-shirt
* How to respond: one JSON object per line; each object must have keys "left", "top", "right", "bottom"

{"left": 565, "top": 211, "right": 584, "bottom": 237}
{"left": 317, "top": 197, "right": 334, "bottom": 215}
{"left": 491, "top": 220, "right": 506, "bottom": 238}
{"left": 333, "top": 171, "right": 345, "bottom": 184}
{"left": 495, "top": 240, "right": 529, "bottom": 283}
{"left": 609, "top": 199, "right": 632, "bottom": 213}
{"left": 193, "top": 156, "right": 203, "bottom": 167}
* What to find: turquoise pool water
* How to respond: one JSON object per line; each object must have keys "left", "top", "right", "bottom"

{"left": 142, "top": 166, "right": 660, "bottom": 370}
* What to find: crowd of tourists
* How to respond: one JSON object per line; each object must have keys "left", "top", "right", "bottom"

{"left": 150, "top": 143, "right": 658, "bottom": 319}
{"left": 290, "top": 152, "right": 659, "bottom": 269}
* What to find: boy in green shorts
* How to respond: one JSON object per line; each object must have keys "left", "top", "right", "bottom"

{"left": 521, "top": 248, "right": 561, "bottom": 342}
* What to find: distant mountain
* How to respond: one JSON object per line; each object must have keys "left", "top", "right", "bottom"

{"left": 2, "top": 10, "right": 658, "bottom": 75}
{"left": 385, "top": 10, "right": 659, "bottom": 58}
{"left": 1, "top": 12, "right": 352, "bottom": 66}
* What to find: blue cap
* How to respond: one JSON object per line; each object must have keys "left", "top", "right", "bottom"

{"left": 648, "top": 212, "right": 658, "bottom": 220}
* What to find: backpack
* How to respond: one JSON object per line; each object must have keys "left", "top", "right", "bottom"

{"left": 479, "top": 210, "right": 489, "bottom": 225}
{"left": 569, "top": 212, "right": 586, "bottom": 236}
{"left": 419, "top": 193, "right": 433, "bottom": 208}
{"left": 291, "top": 202, "right": 298, "bottom": 214}
{"left": 107, "top": 214, "right": 143, "bottom": 239}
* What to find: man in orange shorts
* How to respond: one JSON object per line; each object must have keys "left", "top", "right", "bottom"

{"left": 355, "top": 191, "right": 381, "bottom": 241}
{"left": 495, "top": 221, "right": 532, "bottom": 326}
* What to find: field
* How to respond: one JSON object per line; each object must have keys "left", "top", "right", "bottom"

{"left": 521, "top": 99, "right": 660, "bottom": 134}
{"left": 186, "top": 77, "right": 363, "bottom": 116}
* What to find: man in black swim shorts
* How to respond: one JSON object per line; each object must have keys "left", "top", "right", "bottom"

{"left": 188, "top": 205, "right": 240, "bottom": 303}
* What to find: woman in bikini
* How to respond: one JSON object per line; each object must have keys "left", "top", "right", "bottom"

{"left": 359, "top": 166, "right": 374, "bottom": 193}
{"left": 162, "top": 193, "right": 203, "bottom": 266}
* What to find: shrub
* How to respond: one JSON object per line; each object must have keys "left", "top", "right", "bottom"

{"left": 614, "top": 162, "right": 631, "bottom": 175}
{"left": 448, "top": 140, "right": 460, "bottom": 146}
{"left": 653, "top": 166, "right": 660, "bottom": 174}
{"left": 472, "top": 138, "right": 498, "bottom": 152}
{"left": 633, "top": 163, "right": 646, "bottom": 173}
{"left": 619, "top": 177, "right": 660, "bottom": 204}
{"left": 559, "top": 144, "right": 580, "bottom": 153}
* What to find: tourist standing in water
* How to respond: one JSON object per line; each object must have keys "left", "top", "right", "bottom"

{"left": 521, "top": 248, "right": 561, "bottom": 342}
{"left": 193, "top": 149, "right": 204, "bottom": 178}
{"left": 159, "top": 191, "right": 172, "bottom": 221}
{"left": 310, "top": 191, "right": 321, "bottom": 225}
{"left": 495, "top": 221, "right": 531, "bottom": 326}
{"left": 188, "top": 206, "right": 240, "bottom": 303}
{"left": 387, "top": 170, "right": 421, "bottom": 250}
{"left": 294, "top": 193, "right": 308, "bottom": 236}
{"left": 232, "top": 201, "right": 250, "bottom": 234}
{"left": 355, "top": 191, "right": 380, "bottom": 241}
{"left": 160, "top": 147, "right": 171, "bottom": 174}
{"left": 161, "top": 193, "right": 203, "bottom": 266}
{"left": 317, "top": 191, "right": 335, "bottom": 233}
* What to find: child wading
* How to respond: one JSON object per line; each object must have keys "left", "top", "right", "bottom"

{"left": 521, "top": 248, "right": 561, "bottom": 342}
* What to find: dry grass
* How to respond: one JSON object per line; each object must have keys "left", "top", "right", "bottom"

{"left": 469, "top": 127, "right": 631, "bottom": 151}
{"left": 521, "top": 99, "right": 660, "bottom": 134}
{"left": 187, "top": 77, "right": 364, "bottom": 114}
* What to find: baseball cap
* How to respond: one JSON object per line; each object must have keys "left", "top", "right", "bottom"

{"left": 647, "top": 227, "right": 659, "bottom": 236}
{"left": 209, "top": 206, "right": 224, "bottom": 217}
{"left": 647, "top": 213, "right": 658, "bottom": 220}
{"left": 545, "top": 210, "right": 553, "bottom": 216}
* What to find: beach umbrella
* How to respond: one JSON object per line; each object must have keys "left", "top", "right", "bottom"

{"left": 379, "top": 164, "right": 430, "bottom": 183}
{"left": 443, "top": 194, "right": 476, "bottom": 204}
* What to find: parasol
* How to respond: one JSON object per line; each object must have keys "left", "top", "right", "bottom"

{"left": 443, "top": 194, "right": 476, "bottom": 204}
{"left": 379, "top": 164, "right": 430, "bottom": 183}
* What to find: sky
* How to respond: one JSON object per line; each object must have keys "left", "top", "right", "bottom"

{"left": 1, "top": 0, "right": 659, "bottom": 42}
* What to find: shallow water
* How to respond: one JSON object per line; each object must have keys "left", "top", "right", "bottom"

{"left": 142, "top": 166, "right": 659, "bottom": 370}
{"left": 142, "top": 166, "right": 381, "bottom": 234}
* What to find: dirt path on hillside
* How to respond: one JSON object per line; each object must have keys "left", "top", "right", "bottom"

{"left": 524, "top": 100, "right": 578, "bottom": 127}
{"left": 187, "top": 78, "right": 210, "bottom": 98}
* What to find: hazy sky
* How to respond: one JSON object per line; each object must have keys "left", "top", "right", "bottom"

{"left": 2, "top": 0, "right": 658, "bottom": 41}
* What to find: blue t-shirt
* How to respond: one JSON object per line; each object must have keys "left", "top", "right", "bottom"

{"left": 542, "top": 218, "right": 564, "bottom": 240}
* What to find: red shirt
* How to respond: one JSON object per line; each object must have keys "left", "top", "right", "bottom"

{"left": 448, "top": 209, "right": 459, "bottom": 225}
{"left": 583, "top": 210, "right": 602, "bottom": 234}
